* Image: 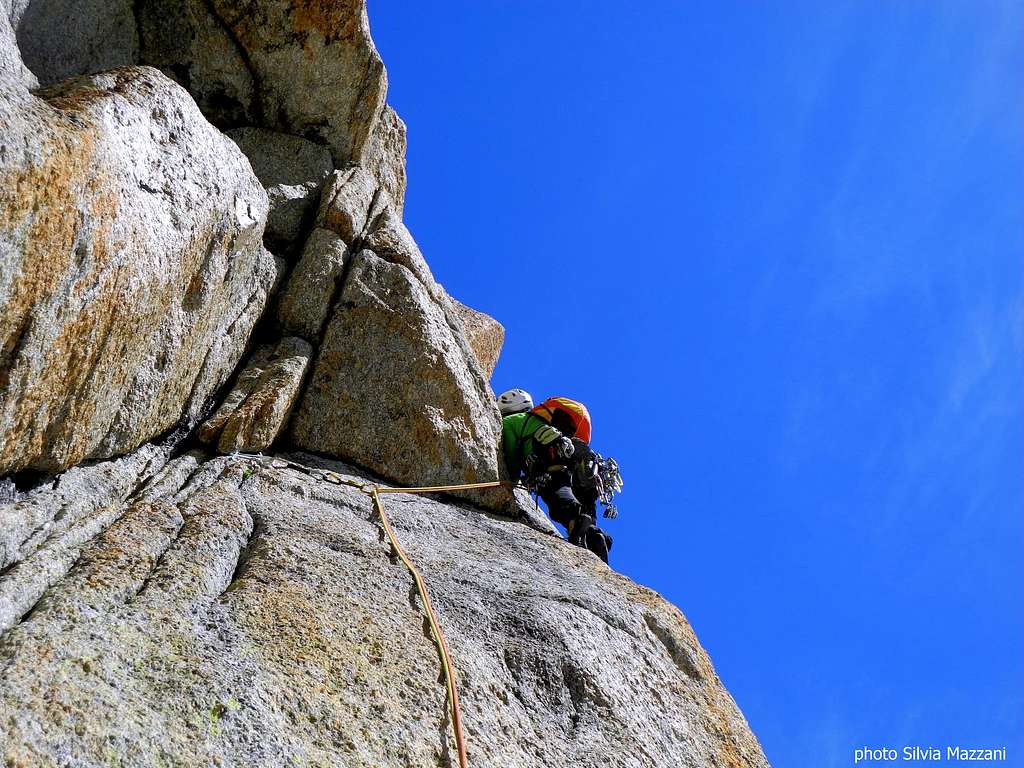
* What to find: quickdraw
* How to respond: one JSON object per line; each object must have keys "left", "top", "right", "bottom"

{"left": 594, "top": 454, "right": 624, "bottom": 519}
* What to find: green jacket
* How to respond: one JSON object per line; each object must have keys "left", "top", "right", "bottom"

{"left": 501, "top": 412, "right": 550, "bottom": 479}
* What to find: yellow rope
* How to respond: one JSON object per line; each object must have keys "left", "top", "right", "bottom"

{"left": 374, "top": 479, "right": 514, "bottom": 494}
{"left": 250, "top": 453, "right": 532, "bottom": 768}
{"left": 366, "top": 478, "right": 521, "bottom": 768}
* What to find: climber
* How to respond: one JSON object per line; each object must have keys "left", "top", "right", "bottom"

{"left": 498, "top": 389, "right": 614, "bottom": 563}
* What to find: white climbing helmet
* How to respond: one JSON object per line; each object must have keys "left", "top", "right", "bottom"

{"left": 497, "top": 388, "right": 534, "bottom": 416}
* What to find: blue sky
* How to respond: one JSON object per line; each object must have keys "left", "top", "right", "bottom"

{"left": 369, "top": 2, "right": 1023, "bottom": 764}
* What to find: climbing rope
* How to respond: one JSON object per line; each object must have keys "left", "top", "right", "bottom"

{"left": 370, "top": 484, "right": 483, "bottom": 766}
{"left": 233, "top": 452, "right": 521, "bottom": 768}
{"left": 374, "top": 479, "right": 527, "bottom": 768}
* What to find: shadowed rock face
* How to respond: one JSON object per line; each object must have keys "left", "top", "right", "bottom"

{"left": 135, "top": 0, "right": 387, "bottom": 167}
{"left": 12, "top": 0, "right": 138, "bottom": 87}
{"left": 0, "top": 65, "right": 277, "bottom": 476}
{"left": 0, "top": 451, "right": 770, "bottom": 768}
{"left": 13, "top": 0, "right": 399, "bottom": 198}
{"left": 225, "top": 127, "right": 333, "bottom": 255}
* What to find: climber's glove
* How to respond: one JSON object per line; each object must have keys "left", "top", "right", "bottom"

{"left": 533, "top": 424, "right": 563, "bottom": 446}
{"left": 553, "top": 436, "right": 575, "bottom": 461}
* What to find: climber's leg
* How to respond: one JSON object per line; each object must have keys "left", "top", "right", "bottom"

{"left": 540, "top": 480, "right": 582, "bottom": 532}
{"left": 584, "top": 526, "right": 612, "bottom": 563}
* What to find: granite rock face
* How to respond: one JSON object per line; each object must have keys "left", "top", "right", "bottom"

{"left": 0, "top": 5, "right": 35, "bottom": 89}
{"left": 7, "top": 0, "right": 403, "bottom": 205}
{"left": 364, "top": 198, "right": 441, "bottom": 294}
{"left": 0, "top": 1, "right": 770, "bottom": 765}
{"left": 364, "top": 104, "right": 408, "bottom": 212}
{"left": 198, "top": 337, "right": 312, "bottom": 454}
{"left": 0, "top": 442, "right": 172, "bottom": 578}
{"left": 289, "top": 250, "right": 503, "bottom": 492}
{"left": 274, "top": 227, "right": 350, "bottom": 342}
{"left": 136, "top": 0, "right": 387, "bottom": 167}
{"left": 284, "top": 170, "right": 507, "bottom": 499}
{"left": 0, "top": 452, "right": 770, "bottom": 768}
{"left": 226, "top": 127, "right": 333, "bottom": 255}
{"left": 316, "top": 165, "right": 380, "bottom": 244}
{"left": 135, "top": 0, "right": 253, "bottom": 126}
{"left": 453, "top": 298, "right": 506, "bottom": 379}
{"left": 12, "top": 0, "right": 138, "bottom": 87}
{"left": 0, "top": 65, "right": 277, "bottom": 476}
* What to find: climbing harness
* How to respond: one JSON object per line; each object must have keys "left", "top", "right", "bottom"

{"left": 548, "top": 446, "right": 625, "bottom": 521}
{"left": 233, "top": 452, "right": 521, "bottom": 768}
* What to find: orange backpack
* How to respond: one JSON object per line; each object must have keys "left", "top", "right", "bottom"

{"left": 531, "top": 397, "right": 593, "bottom": 444}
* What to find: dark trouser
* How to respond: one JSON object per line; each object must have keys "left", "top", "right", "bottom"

{"left": 539, "top": 476, "right": 612, "bottom": 563}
